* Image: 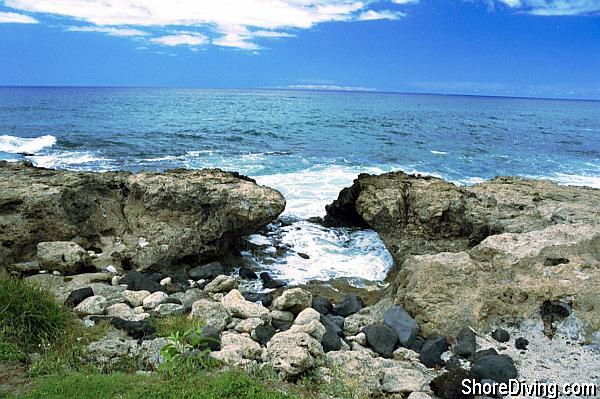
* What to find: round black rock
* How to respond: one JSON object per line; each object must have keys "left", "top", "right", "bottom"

{"left": 320, "top": 316, "right": 343, "bottom": 352}
{"left": 454, "top": 327, "right": 477, "bottom": 357}
{"left": 312, "top": 297, "right": 334, "bottom": 315}
{"left": 197, "top": 325, "right": 221, "bottom": 351}
{"left": 420, "top": 334, "right": 449, "bottom": 368}
{"left": 242, "top": 291, "right": 273, "bottom": 308}
{"left": 239, "top": 266, "right": 258, "bottom": 280}
{"left": 471, "top": 354, "right": 518, "bottom": 384}
{"left": 362, "top": 324, "right": 398, "bottom": 358}
{"left": 491, "top": 328, "right": 510, "bottom": 343}
{"left": 333, "top": 294, "right": 364, "bottom": 317}
{"left": 253, "top": 324, "right": 276, "bottom": 346}
{"left": 515, "top": 337, "right": 529, "bottom": 350}
{"left": 259, "top": 272, "right": 286, "bottom": 289}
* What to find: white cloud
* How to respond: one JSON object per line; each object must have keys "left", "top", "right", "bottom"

{"left": 0, "top": 10, "right": 37, "bottom": 23}
{"left": 150, "top": 32, "right": 208, "bottom": 47}
{"left": 66, "top": 26, "right": 147, "bottom": 37}
{"left": 358, "top": 10, "right": 405, "bottom": 20}
{"left": 2, "top": 0, "right": 419, "bottom": 49}
{"left": 287, "top": 84, "right": 376, "bottom": 91}
{"left": 494, "top": 0, "right": 600, "bottom": 15}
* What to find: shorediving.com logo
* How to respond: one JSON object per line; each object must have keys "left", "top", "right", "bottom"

{"left": 462, "top": 379, "right": 598, "bottom": 398}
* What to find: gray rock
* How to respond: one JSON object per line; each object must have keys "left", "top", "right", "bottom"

{"left": 363, "top": 324, "right": 398, "bottom": 358}
{"left": 190, "top": 299, "right": 231, "bottom": 331}
{"left": 142, "top": 291, "right": 169, "bottom": 309}
{"left": 273, "top": 288, "right": 312, "bottom": 312}
{"left": 471, "top": 354, "right": 518, "bottom": 384}
{"left": 75, "top": 295, "right": 107, "bottom": 316}
{"left": 121, "top": 290, "right": 151, "bottom": 307}
{"left": 454, "top": 327, "right": 477, "bottom": 357}
{"left": 267, "top": 330, "right": 324, "bottom": 378}
{"left": 203, "top": 275, "right": 237, "bottom": 294}
{"left": 189, "top": 262, "right": 225, "bottom": 280}
{"left": 420, "top": 335, "right": 448, "bottom": 368}
{"left": 334, "top": 294, "right": 364, "bottom": 317}
{"left": 383, "top": 305, "right": 419, "bottom": 347}
{"left": 154, "top": 303, "right": 184, "bottom": 316}
{"left": 0, "top": 163, "right": 285, "bottom": 273}
{"left": 37, "top": 241, "right": 90, "bottom": 274}
{"left": 222, "top": 289, "right": 270, "bottom": 321}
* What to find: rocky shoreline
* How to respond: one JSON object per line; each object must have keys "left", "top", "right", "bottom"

{"left": 2, "top": 162, "right": 599, "bottom": 398}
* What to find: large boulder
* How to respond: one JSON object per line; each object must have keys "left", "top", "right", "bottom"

{"left": 0, "top": 162, "right": 285, "bottom": 271}
{"left": 190, "top": 299, "right": 231, "bottom": 331}
{"left": 395, "top": 224, "right": 600, "bottom": 335}
{"left": 325, "top": 350, "right": 432, "bottom": 397}
{"left": 325, "top": 172, "right": 600, "bottom": 337}
{"left": 37, "top": 241, "right": 90, "bottom": 274}
{"left": 267, "top": 330, "right": 324, "bottom": 378}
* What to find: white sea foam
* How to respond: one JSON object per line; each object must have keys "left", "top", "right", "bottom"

{"left": 242, "top": 165, "right": 395, "bottom": 285}
{"left": 0, "top": 134, "right": 56, "bottom": 154}
{"left": 430, "top": 150, "right": 447, "bottom": 155}
{"left": 255, "top": 164, "right": 390, "bottom": 218}
{"left": 547, "top": 173, "right": 600, "bottom": 189}
{"left": 28, "top": 151, "right": 111, "bottom": 170}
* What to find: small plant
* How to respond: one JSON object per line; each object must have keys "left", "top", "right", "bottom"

{"left": 159, "top": 326, "right": 217, "bottom": 373}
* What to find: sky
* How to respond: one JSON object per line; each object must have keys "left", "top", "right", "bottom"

{"left": 0, "top": 0, "right": 599, "bottom": 99}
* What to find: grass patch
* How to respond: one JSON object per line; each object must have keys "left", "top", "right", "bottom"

{"left": 152, "top": 314, "right": 204, "bottom": 338}
{"left": 11, "top": 369, "right": 298, "bottom": 399}
{"left": 0, "top": 274, "right": 74, "bottom": 357}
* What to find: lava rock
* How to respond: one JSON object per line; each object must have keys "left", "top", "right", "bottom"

{"left": 298, "top": 252, "right": 310, "bottom": 259}
{"left": 471, "top": 354, "right": 518, "bottom": 384}
{"left": 454, "top": 328, "right": 476, "bottom": 357}
{"left": 188, "top": 262, "right": 225, "bottom": 280}
{"left": 326, "top": 314, "right": 345, "bottom": 333}
{"left": 64, "top": 287, "right": 94, "bottom": 307}
{"left": 260, "top": 272, "right": 286, "bottom": 289}
{"left": 272, "top": 319, "right": 292, "bottom": 331}
{"left": 383, "top": 305, "right": 420, "bottom": 347}
{"left": 409, "top": 336, "right": 425, "bottom": 353}
{"left": 242, "top": 291, "right": 273, "bottom": 308}
{"left": 120, "top": 270, "right": 164, "bottom": 293}
{"left": 430, "top": 368, "right": 478, "bottom": 399}
{"left": 196, "top": 325, "right": 221, "bottom": 351}
{"left": 110, "top": 317, "right": 156, "bottom": 339}
{"left": 362, "top": 324, "right": 398, "bottom": 358}
{"left": 253, "top": 324, "right": 276, "bottom": 345}
{"left": 515, "top": 337, "right": 529, "bottom": 350}
{"left": 491, "top": 328, "right": 510, "bottom": 343}
{"left": 472, "top": 348, "right": 498, "bottom": 361}
{"left": 333, "top": 294, "right": 364, "bottom": 317}
{"left": 239, "top": 267, "right": 258, "bottom": 280}
{"left": 420, "top": 334, "right": 449, "bottom": 368}
{"left": 312, "top": 297, "right": 334, "bottom": 316}
{"left": 541, "top": 300, "right": 572, "bottom": 337}
{"left": 320, "top": 315, "right": 342, "bottom": 352}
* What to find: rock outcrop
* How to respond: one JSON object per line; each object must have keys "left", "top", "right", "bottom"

{"left": 325, "top": 171, "right": 600, "bottom": 336}
{"left": 0, "top": 162, "right": 285, "bottom": 273}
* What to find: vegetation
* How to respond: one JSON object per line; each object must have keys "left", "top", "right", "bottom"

{"left": 8, "top": 369, "right": 299, "bottom": 399}
{"left": 0, "top": 274, "right": 74, "bottom": 359}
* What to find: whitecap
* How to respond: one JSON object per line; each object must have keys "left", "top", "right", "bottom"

{"left": 0, "top": 134, "right": 56, "bottom": 154}
{"left": 430, "top": 150, "right": 447, "bottom": 155}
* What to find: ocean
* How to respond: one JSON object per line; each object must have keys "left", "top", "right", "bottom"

{"left": 1, "top": 87, "right": 599, "bottom": 285}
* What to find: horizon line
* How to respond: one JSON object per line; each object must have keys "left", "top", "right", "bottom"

{"left": 0, "top": 85, "right": 598, "bottom": 102}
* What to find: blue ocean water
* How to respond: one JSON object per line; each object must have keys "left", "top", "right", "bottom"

{"left": 1, "top": 87, "right": 599, "bottom": 284}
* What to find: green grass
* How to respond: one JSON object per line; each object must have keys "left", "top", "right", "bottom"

{"left": 152, "top": 314, "right": 204, "bottom": 338}
{"left": 10, "top": 369, "right": 298, "bottom": 399}
{"left": 0, "top": 274, "right": 74, "bottom": 357}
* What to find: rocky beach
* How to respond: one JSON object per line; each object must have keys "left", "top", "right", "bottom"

{"left": 2, "top": 161, "right": 598, "bottom": 398}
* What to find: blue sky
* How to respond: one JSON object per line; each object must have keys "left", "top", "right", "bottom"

{"left": 0, "top": 0, "right": 599, "bottom": 99}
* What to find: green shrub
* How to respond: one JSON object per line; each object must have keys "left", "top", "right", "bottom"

{"left": 0, "top": 275, "right": 74, "bottom": 354}
{"left": 152, "top": 314, "right": 204, "bottom": 338}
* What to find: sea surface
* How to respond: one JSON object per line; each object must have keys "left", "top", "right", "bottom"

{"left": 1, "top": 87, "right": 599, "bottom": 285}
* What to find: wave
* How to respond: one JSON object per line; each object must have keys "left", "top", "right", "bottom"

{"left": 0, "top": 135, "right": 56, "bottom": 154}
